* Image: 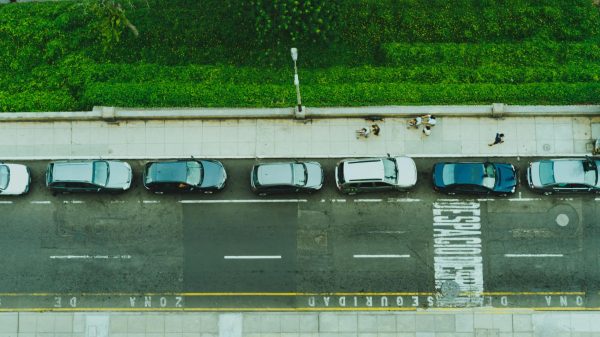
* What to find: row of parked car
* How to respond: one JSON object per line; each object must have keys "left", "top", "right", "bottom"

{"left": 0, "top": 156, "right": 599, "bottom": 196}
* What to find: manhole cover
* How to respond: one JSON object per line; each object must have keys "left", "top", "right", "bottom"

{"left": 440, "top": 281, "right": 460, "bottom": 298}
{"left": 556, "top": 213, "right": 569, "bottom": 227}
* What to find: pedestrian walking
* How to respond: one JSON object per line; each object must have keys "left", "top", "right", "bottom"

{"left": 489, "top": 133, "right": 504, "bottom": 146}
{"left": 356, "top": 127, "right": 370, "bottom": 138}
{"left": 371, "top": 124, "right": 381, "bottom": 136}
{"left": 423, "top": 125, "right": 432, "bottom": 136}
{"left": 423, "top": 115, "right": 437, "bottom": 127}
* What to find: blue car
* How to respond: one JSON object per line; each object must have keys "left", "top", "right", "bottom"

{"left": 433, "top": 162, "right": 517, "bottom": 196}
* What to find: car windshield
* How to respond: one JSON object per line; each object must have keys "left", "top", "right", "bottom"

{"left": 186, "top": 161, "right": 202, "bottom": 186}
{"left": 482, "top": 163, "right": 497, "bottom": 189}
{"left": 583, "top": 159, "right": 598, "bottom": 186}
{"left": 92, "top": 161, "right": 109, "bottom": 186}
{"left": 0, "top": 165, "right": 8, "bottom": 190}
{"left": 539, "top": 161, "right": 555, "bottom": 185}
{"left": 292, "top": 163, "right": 308, "bottom": 186}
{"left": 442, "top": 164, "right": 456, "bottom": 184}
{"left": 383, "top": 158, "right": 398, "bottom": 184}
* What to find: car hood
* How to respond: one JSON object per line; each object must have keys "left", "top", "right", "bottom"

{"left": 1, "top": 164, "right": 30, "bottom": 195}
{"left": 199, "top": 161, "right": 227, "bottom": 188}
{"left": 105, "top": 161, "right": 132, "bottom": 189}
{"left": 395, "top": 156, "right": 417, "bottom": 187}
{"left": 528, "top": 162, "right": 543, "bottom": 187}
{"left": 493, "top": 163, "right": 517, "bottom": 192}
{"left": 304, "top": 162, "right": 324, "bottom": 189}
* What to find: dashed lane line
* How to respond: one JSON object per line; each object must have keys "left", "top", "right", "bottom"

{"left": 30, "top": 201, "right": 51, "bottom": 204}
{"left": 179, "top": 199, "right": 307, "bottom": 203}
{"left": 504, "top": 254, "right": 564, "bottom": 258}
{"left": 142, "top": 200, "right": 160, "bottom": 204}
{"left": 63, "top": 200, "right": 84, "bottom": 204}
{"left": 224, "top": 255, "right": 282, "bottom": 260}
{"left": 355, "top": 199, "right": 382, "bottom": 202}
{"left": 509, "top": 198, "right": 542, "bottom": 201}
{"left": 353, "top": 254, "right": 410, "bottom": 258}
{"left": 0, "top": 201, "right": 13, "bottom": 204}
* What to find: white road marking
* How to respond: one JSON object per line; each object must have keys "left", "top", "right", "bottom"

{"left": 63, "top": 200, "right": 84, "bottom": 204}
{"left": 224, "top": 255, "right": 281, "bottom": 260}
{"left": 30, "top": 201, "right": 51, "bottom": 204}
{"left": 50, "top": 255, "right": 132, "bottom": 260}
{"left": 388, "top": 198, "right": 421, "bottom": 202}
{"left": 504, "top": 254, "right": 563, "bottom": 258}
{"left": 179, "top": 199, "right": 307, "bottom": 203}
{"left": 558, "top": 198, "right": 574, "bottom": 201}
{"left": 0, "top": 201, "right": 13, "bottom": 204}
{"left": 353, "top": 254, "right": 410, "bottom": 258}
{"left": 509, "top": 198, "right": 542, "bottom": 201}
{"left": 433, "top": 201, "right": 483, "bottom": 306}
{"left": 331, "top": 199, "right": 346, "bottom": 203}
{"left": 111, "top": 200, "right": 125, "bottom": 204}
{"left": 142, "top": 200, "right": 160, "bottom": 204}
{"left": 596, "top": 198, "right": 600, "bottom": 201}
{"left": 367, "top": 230, "right": 407, "bottom": 234}
{"left": 476, "top": 198, "right": 495, "bottom": 202}
{"left": 355, "top": 199, "right": 382, "bottom": 202}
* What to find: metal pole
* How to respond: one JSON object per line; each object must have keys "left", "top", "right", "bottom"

{"left": 293, "top": 60, "right": 302, "bottom": 112}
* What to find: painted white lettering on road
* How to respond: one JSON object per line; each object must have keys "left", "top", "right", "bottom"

{"left": 433, "top": 201, "right": 484, "bottom": 306}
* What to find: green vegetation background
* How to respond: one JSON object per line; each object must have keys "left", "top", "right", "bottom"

{"left": 1, "top": 0, "right": 599, "bottom": 111}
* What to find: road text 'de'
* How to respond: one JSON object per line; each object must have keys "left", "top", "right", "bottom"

{"left": 433, "top": 201, "right": 483, "bottom": 306}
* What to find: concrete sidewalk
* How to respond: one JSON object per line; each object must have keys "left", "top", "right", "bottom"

{"left": 0, "top": 116, "right": 598, "bottom": 159}
{"left": 0, "top": 310, "right": 598, "bottom": 336}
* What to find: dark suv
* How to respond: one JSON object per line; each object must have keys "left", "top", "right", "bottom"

{"left": 143, "top": 159, "right": 227, "bottom": 194}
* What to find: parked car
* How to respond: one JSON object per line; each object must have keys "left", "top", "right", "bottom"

{"left": 46, "top": 160, "right": 132, "bottom": 194}
{"left": 143, "top": 159, "right": 227, "bottom": 194}
{"left": 0, "top": 163, "right": 31, "bottom": 195}
{"left": 433, "top": 161, "right": 517, "bottom": 195}
{"left": 250, "top": 161, "right": 323, "bottom": 196}
{"left": 527, "top": 157, "right": 600, "bottom": 195}
{"left": 335, "top": 156, "right": 417, "bottom": 194}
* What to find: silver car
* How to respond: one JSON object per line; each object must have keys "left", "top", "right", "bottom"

{"left": 527, "top": 157, "right": 600, "bottom": 194}
{"left": 46, "top": 160, "right": 132, "bottom": 194}
{"left": 250, "top": 161, "right": 324, "bottom": 196}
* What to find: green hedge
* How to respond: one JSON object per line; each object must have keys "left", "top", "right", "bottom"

{"left": 0, "top": 90, "right": 77, "bottom": 112}
{"left": 382, "top": 42, "right": 600, "bottom": 66}
{"left": 81, "top": 82, "right": 600, "bottom": 108}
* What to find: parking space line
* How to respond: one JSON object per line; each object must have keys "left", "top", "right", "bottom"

{"left": 50, "top": 255, "right": 132, "bottom": 260}
{"left": 388, "top": 198, "right": 421, "bottom": 202}
{"left": 504, "top": 254, "right": 563, "bottom": 258}
{"left": 355, "top": 199, "right": 382, "bottom": 202}
{"left": 509, "top": 198, "right": 542, "bottom": 201}
{"left": 30, "top": 201, "right": 51, "bottom": 204}
{"left": 0, "top": 201, "right": 13, "bottom": 204}
{"left": 353, "top": 254, "right": 410, "bottom": 258}
{"left": 224, "top": 255, "right": 282, "bottom": 259}
{"left": 142, "top": 200, "right": 160, "bottom": 204}
{"left": 180, "top": 199, "right": 307, "bottom": 203}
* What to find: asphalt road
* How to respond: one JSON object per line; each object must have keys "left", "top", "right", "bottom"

{"left": 0, "top": 158, "right": 598, "bottom": 310}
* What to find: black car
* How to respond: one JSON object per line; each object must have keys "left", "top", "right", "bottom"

{"left": 143, "top": 160, "right": 227, "bottom": 194}
{"left": 433, "top": 161, "right": 517, "bottom": 196}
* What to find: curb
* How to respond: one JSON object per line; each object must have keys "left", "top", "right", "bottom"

{"left": 1, "top": 104, "right": 599, "bottom": 122}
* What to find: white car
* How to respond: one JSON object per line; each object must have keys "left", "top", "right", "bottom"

{"left": 335, "top": 156, "right": 417, "bottom": 194}
{"left": 0, "top": 163, "right": 31, "bottom": 195}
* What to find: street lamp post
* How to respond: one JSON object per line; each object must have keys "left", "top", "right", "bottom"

{"left": 290, "top": 47, "right": 303, "bottom": 115}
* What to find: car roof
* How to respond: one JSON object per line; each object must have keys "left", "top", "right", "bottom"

{"left": 446, "top": 162, "right": 485, "bottom": 185}
{"left": 147, "top": 161, "right": 189, "bottom": 183}
{"left": 256, "top": 163, "right": 294, "bottom": 185}
{"left": 52, "top": 161, "right": 95, "bottom": 182}
{"left": 553, "top": 160, "right": 585, "bottom": 184}
{"left": 343, "top": 159, "right": 385, "bottom": 181}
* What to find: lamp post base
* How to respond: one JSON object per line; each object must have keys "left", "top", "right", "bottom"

{"left": 294, "top": 105, "right": 305, "bottom": 119}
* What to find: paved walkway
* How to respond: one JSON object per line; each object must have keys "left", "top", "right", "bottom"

{"left": 0, "top": 310, "right": 598, "bottom": 336}
{"left": 0, "top": 116, "right": 598, "bottom": 159}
